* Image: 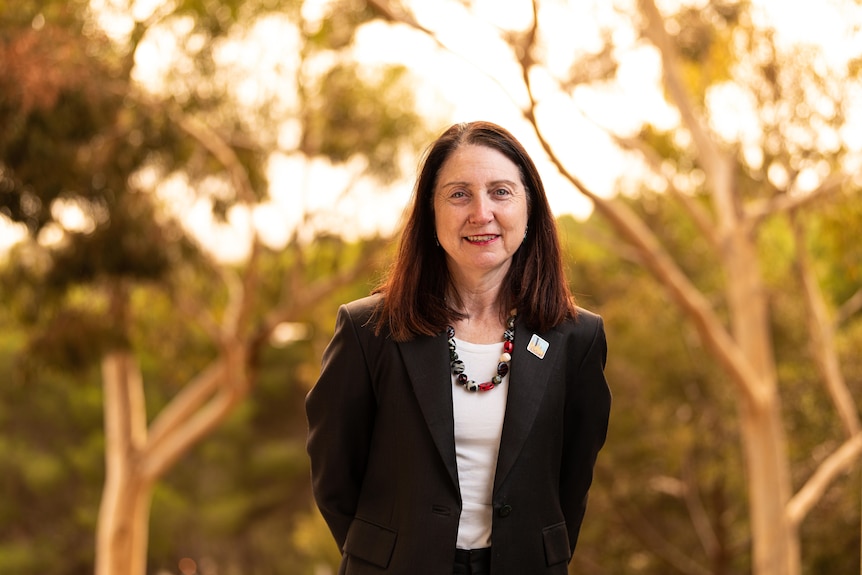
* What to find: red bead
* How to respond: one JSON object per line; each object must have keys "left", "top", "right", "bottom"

{"left": 503, "top": 341, "right": 514, "bottom": 353}
{"left": 478, "top": 382, "right": 495, "bottom": 391}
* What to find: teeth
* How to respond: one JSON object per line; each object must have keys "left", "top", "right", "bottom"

{"left": 466, "top": 235, "right": 496, "bottom": 242}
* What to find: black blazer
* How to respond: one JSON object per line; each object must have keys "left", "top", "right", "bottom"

{"left": 306, "top": 294, "right": 611, "bottom": 574}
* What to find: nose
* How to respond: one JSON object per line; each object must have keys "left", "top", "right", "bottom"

{"left": 467, "top": 193, "right": 494, "bottom": 224}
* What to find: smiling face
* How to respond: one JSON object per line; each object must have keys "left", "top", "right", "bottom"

{"left": 433, "top": 144, "right": 529, "bottom": 288}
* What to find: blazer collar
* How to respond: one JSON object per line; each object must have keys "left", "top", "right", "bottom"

{"left": 398, "top": 317, "right": 564, "bottom": 495}
{"left": 398, "top": 331, "right": 459, "bottom": 489}
{"left": 494, "top": 320, "right": 563, "bottom": 490}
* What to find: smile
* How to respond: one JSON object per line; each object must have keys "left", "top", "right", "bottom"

{"left": 465, "top": 234, "right": 499, "bottom": 243}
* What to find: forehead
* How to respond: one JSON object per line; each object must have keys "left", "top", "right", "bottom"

{"left": 436, "top": 144, "right": 522, "bottom": 185}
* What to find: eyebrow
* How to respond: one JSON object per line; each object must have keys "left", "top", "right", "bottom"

{"left": 439, "top": 179, "right": 519, "bottom": 189}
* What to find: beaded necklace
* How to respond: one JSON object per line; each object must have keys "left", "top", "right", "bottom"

{"left": 447, "top": 310, "right": 516, "bottom": 392}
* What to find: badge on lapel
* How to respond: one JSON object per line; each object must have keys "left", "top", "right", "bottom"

{"left": 527, "top": 334, "right": 550, "bottom": 359}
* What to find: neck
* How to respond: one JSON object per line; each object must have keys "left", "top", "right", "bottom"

{"left": 448, "top": 285, "right": 509, "bottom": 344}
{"left": 447, "top": 262, "right": 510, "bottom": 317}
{"left": 449, "top": 284, "right": 502, "bottom": 319}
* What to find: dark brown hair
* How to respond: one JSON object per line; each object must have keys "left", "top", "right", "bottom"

{"left": 374, "top": 121, "right": 577, "bottom": 341}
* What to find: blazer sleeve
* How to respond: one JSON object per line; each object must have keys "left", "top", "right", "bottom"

{"left": 561, "top": 313, "right": 611, "bottom": 553}
{"left": 306, "top": 303, "right": 377, "bottom": 550}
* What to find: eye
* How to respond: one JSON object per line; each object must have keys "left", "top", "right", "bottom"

{"left": 447, "top": 188, "right": 470, "bottom": 201}
{"left": 493, "top": 187, "right": 512, "bottom": 197}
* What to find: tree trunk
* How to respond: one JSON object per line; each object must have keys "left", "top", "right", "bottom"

{"left": 725, "top": 227, "right": 800, "bottom": 575}
{"left": 97, "top": 351, "right": 151, "bottom": 575}
{"left": 96, "top": 473, "right": 153, "bottom": 575}
{"left": 738, "top": 396, "right": 799, "bottom": 575}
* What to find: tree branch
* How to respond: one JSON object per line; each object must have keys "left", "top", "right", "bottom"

{"left": 637, "top": 0, "right": 732, "bottom": 207}
{"left": 143, "top": 344, "right": 249, "bottom": 482}
{"left": 614, "top": 133, "right": 721, "bottom": 251}
{"left": 364, "top": 0, "right": 527, "bottom": 113}
{"left": 143, "top": 384, "right": 244, "bottom": 482}
{"left": 791, "top": 215, "right": 860, "bottom": 437}
{"left": 786, "top": 433, "right": 862, "bottom": 527}
{"left": 167, "top": 110, "right": 257, "bottom": 206}
{"left": 682, "top": 456, "right": 719, "bottom": 561}
{"left": 144, "top": 358, "right": 227, "bottom": 458}
{"left": 262, "top": 235, "right": 390, "bottom": 340}
{"left": 515, "top": 29, "right": 769, "bottom": 412}
{"left": 615, "top": 503, "right": 712, "bottom": 575}
{"left": 746, "top": 173, "right": 848, "bottom": 227}
{"left": 835, "top": 286, "right": 862, "bottom": 327}
{"left": 101, "top": 351, "right": 148, "bottom": 457}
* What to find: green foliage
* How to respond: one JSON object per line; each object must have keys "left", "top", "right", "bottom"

{"left": 561, "top": 209, "right": 750, "bottom": 574}
{"left": 0, "top": 0, "right": 427, "bottom": 573}
{"left": 637, "top": 124, "right": 688, "bottom": 166}
{"left": 0, "top": 326, "right": 104, "bottom": 575}
{"left": 0, "top": 27, "right": 114, "bottom": 233}
{"left": 671, "top": 4, "right": 736, "bottom": 102}
{"left": 145, "top": 324, "right": 332, "bottom": 573}
{"left": 0, "top": 228, "right": 387, "bottom": 574}
{"left": 300, "top": 62, "right": 430, "bottom": 181}
{"left": 24, "top": 308, "right": 121, "bottom": 374}
{"left": 809, "top": 194, "right": 862, "bottom": 304}
{"left": 560, "top": 183, "right": 861, "bottom": 573}
{"left": 3, "top": 0, "right": 855, "bottom": 574}
{"left": 564, "top": 1, "right": 862, "bottom": 567}
{"left": 305, "top": 0, "right": 378, "bottom": 50}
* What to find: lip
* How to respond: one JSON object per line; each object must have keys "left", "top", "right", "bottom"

{"left": 464, "top": 234, "right": 500, "bottom": 244}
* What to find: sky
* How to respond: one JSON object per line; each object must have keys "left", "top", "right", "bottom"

{"left": 1, "top": 0, "right": 859, "bottom": 261}
{"left": 185, "top": 0, "right": 862, "bottom": 262}
{"left": 158, "top": 0, "right": 668, "bottom": 261}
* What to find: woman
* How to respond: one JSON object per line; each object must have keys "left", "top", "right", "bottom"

{"left": 306, "top": 121, "right": 611, "bottom": 574}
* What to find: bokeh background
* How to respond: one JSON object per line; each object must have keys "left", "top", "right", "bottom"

{"left": 1, "top": 0, "right": 861, "bottom": 574}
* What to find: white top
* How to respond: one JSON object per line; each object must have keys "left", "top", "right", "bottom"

{"left": 451, "top": 338, "right": 509, "bottom": 549}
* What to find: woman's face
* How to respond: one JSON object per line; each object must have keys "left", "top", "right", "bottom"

{"left": 433, "top": 144, "right": 529, "bottom": 285}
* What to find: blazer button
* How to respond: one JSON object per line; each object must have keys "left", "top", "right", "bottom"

{"left": 498, "top": 504, "right": 513, "bottom": 518}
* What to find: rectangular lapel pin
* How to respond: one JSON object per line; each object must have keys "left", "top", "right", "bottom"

{"left": 527, "top": 334, "right": 549, "bottom": 359}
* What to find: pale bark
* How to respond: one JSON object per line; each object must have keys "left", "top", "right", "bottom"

{"left": 531, "top": 126, "right": 769, "bottom": 409}
{"left": 142, "top": 349, "right": 248, "bottom": 482}
{"left": 94, "top": 227, "right": 390, "bottom": 575}
{"left": 637, "top": 2, "right": 799, "bottom": 572}
{"left": 97, "top": 349, "right": 245, "bottom": 575}
{"left": 516, "top": 3, "right": 769, "bottom": 411}
{"left": 786, "top": 433, "right": 862, "bottom": 526}
{"left": 90, "top": 82, "right": 396, "bottom": 573}
{"left": 145, "top": 359, "right": 228, "bottom": 457}
{"left": 96, "top": 351, "right": 151, "bottom": 575}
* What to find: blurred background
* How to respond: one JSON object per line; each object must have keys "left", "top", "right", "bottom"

{"left": 1, "top": 0, "right": 861, "bottom": 574}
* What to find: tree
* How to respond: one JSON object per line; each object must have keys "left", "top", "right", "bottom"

{"left": 370, "top": 0, "right": 862, "bottom": 573}
{"left": 0, "top": 0, "right": 429, "bottom": 573}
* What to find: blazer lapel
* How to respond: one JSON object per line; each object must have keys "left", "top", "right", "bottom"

{"left": 398, "top": 332, "right": 460, "bottom": 491}
{"left": 494, "top": 321, "right": 563, "bottom": 491}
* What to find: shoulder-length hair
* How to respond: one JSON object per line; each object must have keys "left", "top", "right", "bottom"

{"left": 374, "top": 121, "right": 577, "bottom": 341}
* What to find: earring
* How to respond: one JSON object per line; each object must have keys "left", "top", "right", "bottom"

{"left": 435, "top": 234, "right": 440, "bottom": 247}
